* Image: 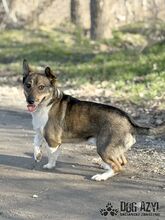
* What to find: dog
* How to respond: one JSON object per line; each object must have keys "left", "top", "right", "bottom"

{"left": 23, "top": 59, "right": 165, "bottom": 181}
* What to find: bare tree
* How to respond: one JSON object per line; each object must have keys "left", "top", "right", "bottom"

{"left": 71, "top": 0, "right": 83, "bottom": 26}
{"left": 90, "top": 0, "right": 111, "bottom": 40}
{"left": 1, "top": 0, "right": 17, "bottom": 23}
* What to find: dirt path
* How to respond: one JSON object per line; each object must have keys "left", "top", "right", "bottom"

{"left": 0, "top": 85, "right": 164, "bottom": 220}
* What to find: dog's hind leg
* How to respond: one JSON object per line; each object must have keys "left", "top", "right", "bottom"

{"left": 91, "top": 130, "right": 135, "bottom": 181}
{"left": 91, "top": 153, "right": 127, "bottom": 181}
{"left": 100, "top": 161, "right": 113, "bottom": 170}
{"left": 43, "top": 144, "right": 61, "bottom": 169}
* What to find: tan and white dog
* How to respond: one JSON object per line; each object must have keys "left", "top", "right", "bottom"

{"left": 23, "top": 60, "right": 165, "bottom": 181}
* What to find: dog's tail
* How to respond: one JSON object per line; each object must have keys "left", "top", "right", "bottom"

{"left": 125, "top": 113, "right": 165, "bottom": 137}
{"left": 134, "top": 123, "right": 165, "bottom": 137}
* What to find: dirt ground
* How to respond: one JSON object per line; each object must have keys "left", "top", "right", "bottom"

{"left": 0, "top": 84, "right": 164, "bottom": 220}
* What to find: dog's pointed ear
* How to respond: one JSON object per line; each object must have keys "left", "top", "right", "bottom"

{"left": 45, "top": 66, "right": 56, "bottom": 85}
{"left": 23, "top": 59, "right": 31, "bottom": 82}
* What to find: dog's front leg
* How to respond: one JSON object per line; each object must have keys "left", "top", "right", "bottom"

{"left": 43, "top": 144, "right": 61, "bottom": 169}
{"left": 43, "top": 126, "right": 62, "bottom": 169}
{"left": 33, "top": 131, "right": 43, "bottom": 162}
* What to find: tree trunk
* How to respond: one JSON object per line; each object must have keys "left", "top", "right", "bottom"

{"left": 90, "top": 0, "right": 111, "bottom": 40}
{"left": 71, "top": 0, "right": 83, "bottom": 26}
{"left": 2, "top": 0, "right": 17, "bottom": 23}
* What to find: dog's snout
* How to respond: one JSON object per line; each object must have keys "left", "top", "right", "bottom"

{"left": 27, "top": 98, "right": 35, "bottom": 104}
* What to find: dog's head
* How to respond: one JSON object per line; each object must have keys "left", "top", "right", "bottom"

{"left": 23, "top": 59, "right": 56, "bottom": 112}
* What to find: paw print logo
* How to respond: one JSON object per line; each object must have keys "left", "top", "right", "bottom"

{"left": 99, "top": 202, "right": 119, "bottom": 217}
{"left": 106, "top": 202, "right": 113, "bottom": 212}
{"left": 109, "top": 208, "right": 118, "bottom": 216}
{"left": 100, "top": 208, "right": 108, "bottom": 216}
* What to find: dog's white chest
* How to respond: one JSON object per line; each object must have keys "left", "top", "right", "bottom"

{"left": 32, "top": 105, "right": 52, "bottom": 133}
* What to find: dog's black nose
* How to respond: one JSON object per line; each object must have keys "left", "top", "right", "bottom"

{"left": 27, "top": 98, "right": 35, "bottom": 104}
{"left": 28, "top": 100, "right": 34, "bottom": 104}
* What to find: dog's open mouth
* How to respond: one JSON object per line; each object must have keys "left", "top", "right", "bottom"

{"left": 27, "top": 104, "right": 37, "bottom": 112}
{"left": 27, "top": 97, "right": 46, "bottom": 112}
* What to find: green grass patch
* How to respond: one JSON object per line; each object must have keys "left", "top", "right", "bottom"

{"left": 0, "top": 25, "right": 165, "bottom": 105}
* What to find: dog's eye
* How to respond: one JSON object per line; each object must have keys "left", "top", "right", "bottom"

{"left": 38, "top": 85, "right": 45, "bottom": 90}
{"left": 26, "top": 83, "right": 31, "bottom": 89}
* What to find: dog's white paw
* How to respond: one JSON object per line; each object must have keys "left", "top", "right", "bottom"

{"left": 34, "top": 152, "right": 42, "bottom": 162}
{"left": 91, "top": 170, "right": 115, "bottom": 181}
{"left": 34, "top": 146, "right": 42, "bottom": 162}
{"left": 91, "top": 174, "right": 107, "bottom": 181}
{"left": 43, "top": 163, "right": 55, "bottom": 169}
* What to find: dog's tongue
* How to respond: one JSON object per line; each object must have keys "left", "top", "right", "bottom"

{"left": 27, "top": 104, "right": 36, "bottom": 112}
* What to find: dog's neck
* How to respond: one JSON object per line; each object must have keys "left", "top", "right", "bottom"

{"left": 47, "top": 88, "right": 63, "bottom": 106}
